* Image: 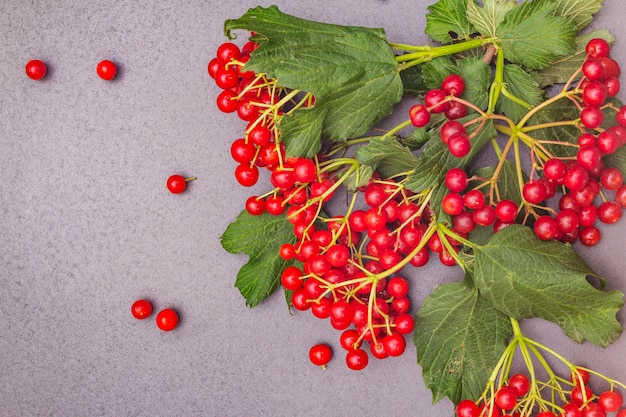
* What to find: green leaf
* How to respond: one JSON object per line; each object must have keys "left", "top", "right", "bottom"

{"left": 224, "top": 6, "right": 403, "bottom": 155}
{"left": 400, "top": 64, "right": 427, "bottom": 97}
{"left": 355, "top": 136, "right": 419, "bottom": 179}
{"left": 456, "top": 57, "right": 491, "bottom": 111}
{"left": 221, "top": 210, "right": 297, "bottom": 307}
{"left": 280, "top": 107, "right": 325, "bottom": 158}
{"left": 403, "top": 127, "right": 434, "bottom": 151}
{"left": 466, "top": 0, "right": 516, "bottom": 38}
{"left": 552, "top": 0, "right": 603, "bottom": 31}
{"left": 473, "top": 225, "right": 624, "bottom": 347}
{"left": 605, "top": 140, "right": 626, "bottom": 173}
{"left": 538, "top": 30, "right": 614, "bottom": 88}
{"left": 496, "top": 64, "right": 545, "bottom": 123}
{"left": 339, "top": 164, "right": 374, "bottom": 191}
{"left": 415, "top": 278, "right": 513, "bottom": 404}
{"left": 497, "top": 0, "right": 577, "bottom": 70}
{"left": 425, "top": 0, "right": 477, "bottom": 44}
{"left": 421, "top": 56, "right": 455, "bottom": 89}
{"left": 524, "top": 96, "right": 581, "bottom": 158}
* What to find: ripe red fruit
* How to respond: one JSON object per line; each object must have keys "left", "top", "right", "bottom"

{"left": 445, "top": 168, "right": 469, "bottom": 192}
{"left": 131, "top": 299, "right": 153, "bottom": 320}
{"left": 508, "top": 373, "right": 530, "bottom": 397}
{"left": 533, "top": 215, "right": 559, "bottom": 241}
{"left": 96, "top": 60, "right": 118, "bottom": 80}
{"left": 440, "top": 120, "right": 466, "bottom": 144}
{"left": 309, "top": 343, "right": 332, "bottom": 368}
{"left": 234, "top": 164, "right": 259, "bottom": 187}
{"left": 167, "top": 174, "right": 195, "bottom": 194}
{"left": 382, "top": 333, "right": 406, "bottom": 356}
{"left": 441, "top": 74, "right": 465, "bottom": 97}
{"left": 447, "top": 133, "right": 471, "bottom": 157}
{"left": 599, "top": 390, "right": 624, "bottom": 412}
{"left": 156, "top": 308, "right": 179, "bottom": 331}
{"left": 25, "top": 59, "right": 48, "bottom": 80}
{"left": 345, "top": 348, "right": 369, "bottom": 370}
{"left": 456, "top": 399, "right": 481, "bottom": 417}
{"left": 494, "top": 386, "right": 517, "bottom": 411}
{"left": 586, "top": 38, "right": 611, "bottom": 59}
{"left": 495, "top": 200, "right": 518, "bottom": 222}
{"left": 409, "top": 104, "right": 431, "bottom": 127}
{"left": 424, "top": 88, "right": 450, "bottom": 113}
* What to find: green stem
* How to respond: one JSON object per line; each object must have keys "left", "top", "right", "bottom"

{"left": 395, "top": 37, "right": 496, "bottom": 69}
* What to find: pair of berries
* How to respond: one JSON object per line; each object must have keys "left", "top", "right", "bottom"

{"left": 25, "top": 59, "right": 118, "bottom": 80}
{"left": 131, "top": 299, "right": 179, "bottom": 331}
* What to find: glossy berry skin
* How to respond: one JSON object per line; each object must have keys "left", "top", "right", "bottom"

{"left": 167, "top": 174, "right": 194, "bottom": 194}
{"left": 96, "top": 60, "right": 118, "bottom": 80}
{"left": 309, "top": 343, "right": 332, "bottom": 367}
{"left": 456, "top": 399, "right": 481, "bottom": 417}
{"left": 25, "top": 59, "right": 47, "bottom": 80}
{"left": 131, "top": 299, "right": 153, "bottom": 320}
{"left": 598, "top": 390, "right": 623, "bottom": 412}
{"left": 156, "top": 308, "right": 179, "bottom": 331}
{"left": 345, "top": 348, "right": 369, "bottom": 370}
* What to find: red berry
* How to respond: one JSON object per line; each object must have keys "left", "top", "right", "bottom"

{"left": 309, "top": 343, "right": 332, "bottom": 367}
{"left": 96, "top": 60, "right": 118, "bottom": 80}
{"left": 167, "top": 174, "right": 195, "bottom": 194}
{"left": 131, "top": 299, "right": 153, "bottom": 320}
{"left": 156, "top": 308, "right": 179, "bottom": 331}
{"left": 409, "top": 104, "right": 431, "bottom": 127}
{"left": 586, "top": 38, "right": 611, "bottom": 59}
{"left": 447, "top": 134, "right": 471, "bottom": 157}
{"left": 424, "top": 88, "right": 449, "bottom": 113}
{"left": 599, "top": 390, "right": 623, "bottom": 412}
{"left": 441, "top": 74, "right": 465, "bottom": 97}
{"left": 345, "top": 348, "right": 369, "bottom": 370}
{"left": 25, "top": 59, "right": 47, "bottom": 80}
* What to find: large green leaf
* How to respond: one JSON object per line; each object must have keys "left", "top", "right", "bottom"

{"left": 473, "top": 225, "right": 624, "bottom": 347}
{"left": 425, "top": 0, "right": 477, "bottom": 44}
{"left": 415, "top": 278, "right": 513, "bottom": 404}
{"left": 466, "top": 0, "right": 516, "bottom": 38}
{"left": 552, "top": 0, "right": 603, "bottom": 31}
{"left": 497, "top": 0, "right": 577, "bottom": 70}
{"left": 355, "top": 136, "right": 419, "bottom": 179}
{"left": 221, "top": 210, "right": 297, "bottom": 307}
{"left": 224, "top": 6, "right": 403, "bottom": 157}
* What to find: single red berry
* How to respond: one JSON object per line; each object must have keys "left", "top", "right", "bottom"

{"left": 345, "top": 348, "right": 369, "bottom": 370}
{"left": 131, "top": 299, "right": 153, "bottom": 320}
{"left": 96, "top": 60, "right": 118, "bottom": 80}
{"left": 409, "top": 104, "right": 431, "bottom": 127}
{"left": 599, "top": 390, "right": 623, "bottom": 412}
{"left": 167, "top": 174, "right": 195, "bottom": 194}
{"left": 424, "top": 88, "right": 449, "bottom": 113}
{"left": 508, "top": 373, "right": 530, "bottom": 397}
{"left": 586, "top": 38, "right": 611, "bottom": 59}
{"left": 494, "top": 386, "right": 517, "bottom": 411}
{"left": 309, "top": 343, "right": 332, "bottom": 368}
{"left": 441, "top": 74, "right": 465, "bottom": 97}
{"left": 455, "top": 399, "right": 481, "bottom": 417}
{"left": 25, "top": 59, "right": 47, "bottom": 80}
{"left": 156, "top": 308, "right": 179, "bottom": 331}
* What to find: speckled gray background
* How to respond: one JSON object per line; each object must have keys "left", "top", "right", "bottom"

{"left": 1, "top": 1, "right": 625, "bottom": 416}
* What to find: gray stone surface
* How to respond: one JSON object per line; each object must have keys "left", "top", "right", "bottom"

{"left": 1, "top": 1, "right": 625, "bottom": 416}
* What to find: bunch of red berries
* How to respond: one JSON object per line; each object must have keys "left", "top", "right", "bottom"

{"left": 413, "top": 38, "right": 626, "bottom": 246}
{"left": 409, "top": 74, "right": 472, "bottom": 157}
{"left": 456, "top": 368, "right": 625, "bottom": 417}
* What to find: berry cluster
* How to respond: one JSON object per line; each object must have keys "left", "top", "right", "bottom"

{"left": 408, "top": 38, "right": 626, "bottom": 246}
{"left": 457, "top": 368, "right": 625, "bottom": 417}
{"left": 211, "top": 36, "right": 626, "bottom": 370}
